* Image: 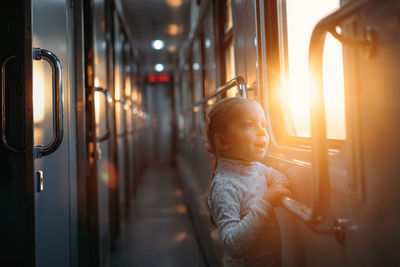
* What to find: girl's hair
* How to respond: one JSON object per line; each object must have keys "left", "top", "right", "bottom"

{"left": 205, "top": 97, "right": 257, "bottom": 222}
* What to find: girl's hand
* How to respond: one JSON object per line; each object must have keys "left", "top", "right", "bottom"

{"left": 262, "top": 184, "right": 291, "bottom": 207}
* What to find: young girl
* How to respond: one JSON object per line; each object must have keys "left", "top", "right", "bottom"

{"left": 205, "top": 97, "right": 291, "bottom": 267}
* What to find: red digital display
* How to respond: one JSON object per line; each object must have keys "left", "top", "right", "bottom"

{"left": 147, "top": 74, "right": 171, "bottom": 83}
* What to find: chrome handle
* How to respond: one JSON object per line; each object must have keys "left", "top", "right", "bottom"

{"left": 94, "top": 87, "right": 112, "bottom": 142}
{"left": 1, "top": 55, "right": 24, "bottom": 153}
{"left": 32, "top": 48, "right": 63, "bottom": 159}
{"left": 189, "top": 76, "right": 247, "bottom": 113}
{"left": 115, "top": 99, "right": 128, "bottom": 137}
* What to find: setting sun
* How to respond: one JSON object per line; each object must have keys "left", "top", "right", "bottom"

{"left": 280, "top": 0, "right": 345, "bottom": 140}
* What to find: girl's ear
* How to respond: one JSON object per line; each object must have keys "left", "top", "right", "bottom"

{"left": 214, "top": 133, "right": 230, "bottom": 151}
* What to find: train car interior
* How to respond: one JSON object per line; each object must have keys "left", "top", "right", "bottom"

{"left": 1, "top": 0, "right": 400, "bottom": 266}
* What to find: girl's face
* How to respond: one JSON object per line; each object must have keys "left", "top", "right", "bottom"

{"left": 215, "top": 101, "right": 269, "bottom": 162}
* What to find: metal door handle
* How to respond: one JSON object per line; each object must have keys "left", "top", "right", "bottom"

{"left": 115, "top": 98, "right": 128, "bottom": 137}
{"left": 32, "top": 48, "right": 63, "bottom": 159}
{"left": 94, "top": 87, "right": 112, "bottom": 142}
{"left": 1, "top": 55, "right": 24, "bottom": 153}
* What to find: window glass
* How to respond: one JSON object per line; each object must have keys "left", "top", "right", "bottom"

{"left": 279, "top": 0, "right": 345, "bottom": 140}
{"left": 192, "top": 40, "right": 202, "bottom": 103}
{"left": 225, "top": 0, "right": 233, "bottom": 33}
{"left": 203, "top": 14, "right": 217, "bottom": 95}
{"left": 225, "top": 41, "right": 236, "bottom": 97}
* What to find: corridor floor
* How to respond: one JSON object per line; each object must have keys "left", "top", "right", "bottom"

{"left": 110, "top": 165, "right": 207, "bottom": 267}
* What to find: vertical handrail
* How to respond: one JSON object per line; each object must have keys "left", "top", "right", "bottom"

{"left": 1, "top": 55, "right": 24, "bottom": 153}
{"left": 1, "top": 49, "right": 64, "bottom": 158}
{"left": 32, "top": 48, "right": 63, "bottom": 159}
{"left": 94, "top": 87, "right": 112, "bottom": 142}
{"left": 307, "top": 14, "right": 330, "bottom": 224}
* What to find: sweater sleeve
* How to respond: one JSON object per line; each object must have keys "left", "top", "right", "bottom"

{"left": 259, "top": 163, "right": 289, "bottom": 188}
{"left": 209, "top": 179, "right": 272, "bottom": 257}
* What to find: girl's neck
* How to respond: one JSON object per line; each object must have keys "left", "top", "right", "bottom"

{"left": 217, "top": 152, "right": 253, "bottom": 163}
{"left": 217, "top": 156, "right": 258, "bottom": 166}
{"left": 216, "top": 157, "right": 259, "bottom": 176}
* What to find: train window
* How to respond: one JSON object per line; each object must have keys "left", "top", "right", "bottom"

{"left": 192, "top": 40, "right": 203, "bottom": 103}
{"left": 225, "top": 0, "right": 233, "bottom": 33}
{"left": 192, "top": 40, "right": 203, "bottom": 133}
{"left": 202, "top": 13, "right": 217, "bottom": 95}
{"left": 124, "top": 43, "right": 133, "bottom": 134}
{"left": 221, "top": 0, "right": 236, "bottom": 97}
{"left": 225, "top": 41, "right": 235, "bottom": 86}
{"left": 274, "top": 0, "right": 346, "bottom": 141}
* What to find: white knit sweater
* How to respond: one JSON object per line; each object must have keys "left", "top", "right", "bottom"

{"left": 208, "top": 157, "right": 287, "bottom": 267}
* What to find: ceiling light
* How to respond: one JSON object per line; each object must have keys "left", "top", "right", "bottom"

{"left": 152, "top": 40, "right": 164, "bottom": 50}
{"left": 192, "top": 62, "right": 200, "bottom": 71}
{"left": 166, "top": 0, "right": 182, "bottom": 8}
{"left": 205, "top": 38, "right": 211, "bottom": 48}
{"left": 154, "top": 63, "right": 164, "bottom": 72}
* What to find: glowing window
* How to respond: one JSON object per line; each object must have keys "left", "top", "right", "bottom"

{"left": 225, "top": 42, "right": 236, "bottom": 97}
{"left": 225, "top": 0, "right": 233, "bottom": 33}
{"left": 278, "top": 0, "right": 345, "bottom": 140}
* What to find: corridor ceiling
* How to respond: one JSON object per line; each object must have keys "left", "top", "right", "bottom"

{"left": 120, "top": 0, "right": 192, "bottom": 74}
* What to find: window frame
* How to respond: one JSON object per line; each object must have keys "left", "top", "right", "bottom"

{"left": 262, "top": 0, "right": 344, "bottom": 149}
{"left": 217, "top": 0, "right": 234, "bottom": 84}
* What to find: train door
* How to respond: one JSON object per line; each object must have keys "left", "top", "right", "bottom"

{"left": 131, "top": 66, "right": 140, "bottom": 196}
{"left": 257, "top": 0, "right": 400, "bottom": 266}
{"left": 0, "top": 1, "right": 36, "bottom": 265}
{"left": 31, "top": 0, "right": 78, "bottom": 266}
{"left": 123, "top": 41, "right": 133, "bottom": 212}
{"left": 93, "top": 0, "right": 112, "bottom": 265}
{"left": 113, "top": 13, "right": 129, "bottom": 219}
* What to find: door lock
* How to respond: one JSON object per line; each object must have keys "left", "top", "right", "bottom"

{"left": 35, "top": 170, "right": 44, "bottom": 192}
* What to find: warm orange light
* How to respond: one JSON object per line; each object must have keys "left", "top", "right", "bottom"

{"left": 279, "top": 0, "right": 345, "bottom": 139}
{"left": 32, "top": 61, "right": 46, "bottom": 124}
{"left": 99, "top": 159, "right": 118, "bottom": 189}
{"left": 166, "top": 0, "right": 182, "bottom": 8}
{"left": 125, "top": 74, "right": 131, "bottom": 97}
{"left": 168, "top": 45, "right": 177, "bottom": 53}
{"left": 166, "top": 24, "right": 182, "bottom": 35}
{"left": 171, "top": 189, "right": 183, "bottom": 197}
{"left": 94, "top": 91, "right": 101, "bottom": 136}
{"left": 174, "top": 204, "right": 187, "bottom": 214}
{"left": 172, "top": 232, "right": 187, "bottom": 244}
{"left": 94, "top": 77, "right": 100, "bottom": 88}
{"left": 132, "top": 88, "right": 138, "bottom": 102}
{"left": 207, "top": 99, "right": 215, "bottom": 106}
{"left": 225, "top": 44, "right": 236, "bottom": 97}
{"left": 114, "top": 66, "right": 122, "bottom": 100}
{"left": 193, "top": 106, "right": 199, "bottom": 113}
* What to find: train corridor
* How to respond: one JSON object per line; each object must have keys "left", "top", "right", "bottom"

{"left": 110, "top": 165, "right": 207, "bottom": 267}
